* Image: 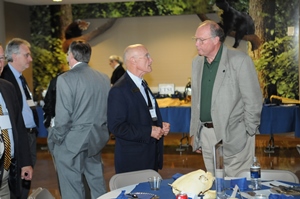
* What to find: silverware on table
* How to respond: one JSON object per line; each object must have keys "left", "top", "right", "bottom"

{"left": 126, "top": 193, "right": 138, "bottom": 198}
{"left": 270, "top": 183, "right": 300, "bottom": 195}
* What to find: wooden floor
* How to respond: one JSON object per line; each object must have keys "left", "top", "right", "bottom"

{"left": 31, "top": 133, "right": 300, "bottom": 198}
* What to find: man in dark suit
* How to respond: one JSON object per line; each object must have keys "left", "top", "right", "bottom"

{"left": 109, "top": 55, "right": 125, "bottom": 85}
{"left": 43, "top": 71, "right": 65, "bottom": 128}
{"left": 1, "top": 38, "right": 37, "bottom": 199}
{"left": 0, "top": 43, "right": 33, "bottom": 199}
{"left": 107, "top": 44, "right": 170, "bottom": 174}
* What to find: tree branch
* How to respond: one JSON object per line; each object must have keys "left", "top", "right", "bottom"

{"left": 62, "top": 18, "right": 117, "bottom": 52}
{"left": 196, "top": 14, "right": 261, "bottom": 51}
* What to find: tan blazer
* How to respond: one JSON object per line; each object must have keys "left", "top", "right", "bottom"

{"left": 189, "top": 45, "right": 263, "bottom": 156}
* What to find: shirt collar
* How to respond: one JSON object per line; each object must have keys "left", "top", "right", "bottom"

{"left": 71, "top": 62, "right": 82, "bottom": 69}
{"left": 127, "top": 70, "right": 143, "bottom": 89}
{"left": 205, "top": 44, "right": 223, "bottom": 65}
{"left": 8, "top": 63, "right": 22, "bottom": 79}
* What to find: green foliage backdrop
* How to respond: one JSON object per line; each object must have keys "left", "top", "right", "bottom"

{"left": 255, "top": 36, "right": 299, "bottom": 99}
{"left": 30, "top": 0, "right": 299, "bottom": 100}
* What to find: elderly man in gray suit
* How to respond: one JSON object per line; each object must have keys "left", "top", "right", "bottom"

{"left": 189, "top": 20, "right": 262, "bottom": 177}
{"left": 48, "top": 41, "right": 110, "bottom": 198}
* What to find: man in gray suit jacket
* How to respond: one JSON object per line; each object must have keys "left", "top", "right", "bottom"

{"left": 48, "top": 41, "right": 110, "bottom": 198}
{"left": 189, "top": 20, "right": 262, "bottom": 177}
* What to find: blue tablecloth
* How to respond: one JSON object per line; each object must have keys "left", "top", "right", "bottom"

{"left": 131, "top": 178, "right": 175, "bottom": 198}
{"left": 130, "top": 178, "right": 300, "bottom": 199}
{"left": 159, "top": 107, "right": 191, "bottom": 133}
{"left": 160, "top": 105, "right": 300, "bottom": 137}
{"left": 36, "top": 106, "right": 48, "bottom": 137}
{"left": 37, "top": 104, "right": 300, "bottom": 137}
{"left": 259, "top": 105, "right": 300, "bottom": 137}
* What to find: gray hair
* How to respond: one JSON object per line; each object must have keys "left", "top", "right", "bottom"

{"left": 5, "top": 38, "right": 31, "bottom": 62}
{"left": 201, "top": 20, "right": 225, "bottom": 43}
{"left": 68, "top": 40, "right": 91, "bottom": 63}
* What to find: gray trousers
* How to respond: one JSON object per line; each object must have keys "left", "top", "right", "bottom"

{"left": 53, "top": 142, "right": 106, "bottom": 199}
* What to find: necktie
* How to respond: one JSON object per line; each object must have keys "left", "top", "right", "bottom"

{"left": 0, "top": 105, "right": 11, "bottom": 170}
{"left": 20, "top": 75, "right": 39, "bottom": 128}
{"left": 141, "top": 80, "right": 153, "bottom": 109}
{"left": 19, "top": 75, "right": 31, "bottom": 100}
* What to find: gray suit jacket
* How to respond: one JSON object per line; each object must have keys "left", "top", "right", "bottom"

{"left": 48, "top": 63, "right": 110, "bottom": 157}
{"left": 189, "top": 45, "right": 263, "bottom": 156}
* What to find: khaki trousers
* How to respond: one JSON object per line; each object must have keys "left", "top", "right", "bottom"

{"left": 0, "top": 169, "right": 10, "bottom": 199}
{"left": 200, "top": 126, "right": 255, "bottom": 177}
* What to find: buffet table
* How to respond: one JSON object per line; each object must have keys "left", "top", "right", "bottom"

{"left": 158, "top": 102, "right": 300, "bottom": 137}
{"left": 36, "top": 99, "right": 300, "bottom": 138}
{"left": 259, "top": 104, "right": 300, "bottom": 137}
{"left": 159, "top": 107, "right": 191, "bottom": 133}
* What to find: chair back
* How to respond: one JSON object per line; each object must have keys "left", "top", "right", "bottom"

{"left": 235, "top": 169, "right": 299, "bottom": 183}
{"left": 109, "top": 169, "right": 162, "bottom": 191}
{"left": 28, "top": 187, "right": 55, "bottom": 199}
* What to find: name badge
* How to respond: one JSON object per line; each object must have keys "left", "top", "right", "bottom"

{"left": 0, "top": 115, "right": 12, "bottom": 130}
{"left": 27, "top": 99, "right": 35, "bottom": 107}
{"left": 149, "top": 108, "right": 157, "bottom": 121}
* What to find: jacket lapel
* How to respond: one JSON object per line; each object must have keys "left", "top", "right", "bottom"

{"left": 211, "top": 46, "right": 227, "bottom": 107}
{"left": 125, "top": 74, "right": 148, "bottom": 107}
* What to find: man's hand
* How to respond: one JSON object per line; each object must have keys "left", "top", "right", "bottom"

{"left": 21, "top": 166, "right": 33, "bottom": 180}
{"left": 190, "top": 135, "right": 202, "bottom": 154}
{"left": 151, "top": 126, "right": 164, "bottom": 140}
{"left": 162, "top": 122, "right": 170, "bottom": 136}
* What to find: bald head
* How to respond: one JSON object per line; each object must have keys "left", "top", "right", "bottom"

{"left": 198, "top": 20, "right": 225, "bottom": 43}
{"left": 124, "top": 44, "right": 144, "bottom": 64}
{"left": 123, "top": 44, "right": 153, "bottom": 78}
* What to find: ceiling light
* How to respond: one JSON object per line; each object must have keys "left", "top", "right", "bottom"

{"left": 53, "top": 0, "right": 62, "bottom": 2}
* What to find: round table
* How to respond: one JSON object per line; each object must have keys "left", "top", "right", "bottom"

{"left": 97, "top": 184, "right": 136, "bottom": 199}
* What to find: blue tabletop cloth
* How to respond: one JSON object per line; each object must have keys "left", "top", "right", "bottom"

{"left": 131, "top": 178, "right": 175, "bottom": 198}
{"left": 159, "top": 105, "right": 300, "bottom": 137}
{"left": 128, "top": 178, "right": 300, "bottom": 199}
{"left": 159, "top": 107, "right": 191, "bottom": 133}
{"left": 259, "top": 105, "right": 300, "bottom": 137}
{"left": 116, "top": 190, "right": 156, "bottom": 199}
{"left": 269, "top": 193, "right": 295, "bottom": 199}
{"left": 36, "top": 106, "right": 48, "bottom": 137}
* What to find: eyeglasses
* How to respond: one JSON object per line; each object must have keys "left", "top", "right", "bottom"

{"left": 22, "top": 53, "right": 31, "bottom": 58}
{"left": 192, "top": 37, "right": 213, "bottom": 44}
{"left": 15, "top": 52, "right": 32, "bottom": 58}
{"left": 145, "top": 53, "right": 151, "bottom": 59}
{"left": 136, "top": 53, "right": 151, "bottom": 60}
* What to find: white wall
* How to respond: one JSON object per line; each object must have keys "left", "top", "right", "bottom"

{"left": 84, "top": 14, "right": 247, "bottom": 91}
